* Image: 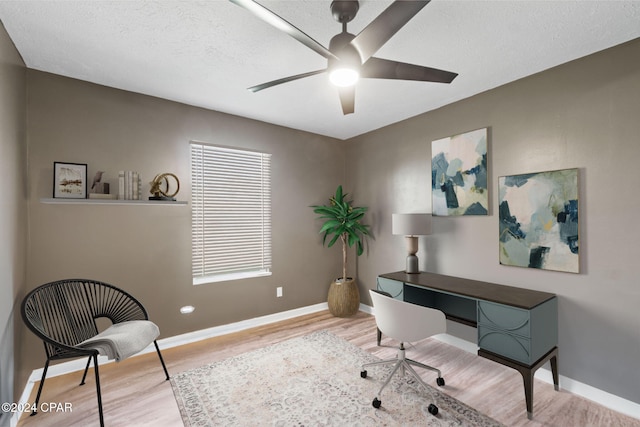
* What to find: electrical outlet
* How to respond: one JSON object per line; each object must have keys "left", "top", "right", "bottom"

{"left": 276, "top": 287, "right": 283, "bottom": 298}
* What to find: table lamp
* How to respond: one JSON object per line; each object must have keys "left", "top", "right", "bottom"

{"left": 392, "top": 213, "right": 432, "bottom": 274}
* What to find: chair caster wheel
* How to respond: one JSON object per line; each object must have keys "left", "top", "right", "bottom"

{"left": 372, "top": 398, "right": 381, "bottom": 408}
{"left": 436, "top": 377, "right": 445, "bottom": 387}
{"left": 360, "top": 370, "right": 367, "bottom": 378}
{"left": 428, "top": 403, "right": 439, "bottom": 415}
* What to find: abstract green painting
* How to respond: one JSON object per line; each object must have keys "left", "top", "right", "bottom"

{"left": 499, "top": 168, "right": 579, "bottom": 273}
{"left": 432, "top": 128, "right": 488, "bottom": 216}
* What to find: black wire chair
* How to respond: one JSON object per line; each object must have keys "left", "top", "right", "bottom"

{"left": 21, "top": 279, "right": 170, "bottom": 427}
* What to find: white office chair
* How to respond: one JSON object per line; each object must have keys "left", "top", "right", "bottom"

{"left": 361, "top": 289, "right": 447, "bottom": 415}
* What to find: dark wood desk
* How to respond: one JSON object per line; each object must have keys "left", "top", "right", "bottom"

{"left": 378, "top": 271, "right": 559, "bottom": 419}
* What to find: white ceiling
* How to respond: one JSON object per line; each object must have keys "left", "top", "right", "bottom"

{"left": 0, "top": 1, "right": 638, "bottom": 140}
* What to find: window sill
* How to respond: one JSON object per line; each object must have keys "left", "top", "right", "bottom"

{"left": 193, "top": 271, "right": 272, "bottom": 285}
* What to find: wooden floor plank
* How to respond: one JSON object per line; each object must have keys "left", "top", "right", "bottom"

{"left": 16, "top": 311, "right": 639, "bottom": 427}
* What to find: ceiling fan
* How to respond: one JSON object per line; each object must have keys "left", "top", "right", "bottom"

{"left": 229, "top": 0, "right": 458, "bottom": 115}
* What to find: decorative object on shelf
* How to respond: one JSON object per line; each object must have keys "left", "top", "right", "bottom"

{"left": 88, "top": 194, "right": 117, "bottom": 200}
{"left": 149, "top": 173, "right": 180, "bottom": 201}
{"left": 432, "top": 127, "right": 488, "bottom": 216}
{"left": 392, "top": 213, "right": 432, "bottom": 274}
{"left": 118, "top": 170, "right": 141, "bottom": 200}
{"left": 311, "top": 185, "right": 371, "bottom": 317}
{"left": 53, "top": 162, "right": 87, "bottom": 199}
{"left": 499, "top": 168, "right": 579, "bottom": 273}
{"left": 90, "top": 170, "right": 112, "bottom": 198}
{"left": 91, "top": 171, "right": 104, "bottom": 191}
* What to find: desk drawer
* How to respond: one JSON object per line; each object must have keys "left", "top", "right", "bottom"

{"left": 478, "top": 301, "right": 530, "bottom": 338}
{"left": 478, "top": 325, "right": 532, "bottom": 364}
{"left": 376, "top": 277, "right": 403, "bottom": 300}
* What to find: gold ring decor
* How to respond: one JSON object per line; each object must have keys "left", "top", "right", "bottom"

{"left": 150, "top": 173, "right": 180, "bottom": 199}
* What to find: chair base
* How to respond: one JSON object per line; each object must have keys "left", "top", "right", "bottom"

{"left": 31, "top": 342, "right": 170, "bottom": 427}
{"left": 360, "top": 343, "right": 444, "bottom": 413}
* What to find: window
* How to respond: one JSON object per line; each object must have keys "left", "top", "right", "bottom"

{"left": 191, "top": 142, "right": 272, "bottom": 284}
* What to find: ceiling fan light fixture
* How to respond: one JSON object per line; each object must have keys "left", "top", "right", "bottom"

{"left": 232, "top": 0, "right": 456, "bottom": 114}
{"left": 327, "top": 30, "right": 360, "bottom": 88}
{"left": 329, "top": 67, "right": 360, "bottom": 87}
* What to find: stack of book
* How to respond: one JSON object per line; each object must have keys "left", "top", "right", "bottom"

{"left": 118, "top": 171, "right": 142, "bottom": 200}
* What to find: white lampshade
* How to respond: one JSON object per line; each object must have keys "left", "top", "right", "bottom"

{"left": 392, "top": 213, "right": 432, "bottom": 236}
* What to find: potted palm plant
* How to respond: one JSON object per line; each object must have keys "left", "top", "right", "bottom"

{"left": 311, "top": 185, "right": 371, "bottom": 317}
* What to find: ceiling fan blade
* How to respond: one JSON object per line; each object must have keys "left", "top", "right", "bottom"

{"left": 338, "top": 86, "right": 355, "bottom": 115}
{"left": 350, "top": 0, "right": 430, "bottom": 63}
{"left": 229, "top": 0, "right": 338, "bottom": 61}
{"left": 248, "top": 69, "right": 326, "bottom": 92}
{"left": 361, "top": 57, "right": 458, "bottom": 83}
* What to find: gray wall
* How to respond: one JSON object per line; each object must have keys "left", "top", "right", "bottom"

{"left": 347, "top": 38, "right": 640, "bottom": 404}
{"left": 0, "top": 22, "right": 26, "bottom": 426}
{"left": 21, "top": 71, "right": 345, "bottom": 388}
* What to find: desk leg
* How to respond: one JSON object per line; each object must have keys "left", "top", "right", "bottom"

{"left": 550, "top": 353, "right": 560, "bottom": 391}
{"left": 518, "top": 364, "right": 535, "bottom": 419}
{"left": 377, "top": 328, "right": 382, "bottom": 346}
{"left": 479, "top": 347, "right": 559, "bottom": 420}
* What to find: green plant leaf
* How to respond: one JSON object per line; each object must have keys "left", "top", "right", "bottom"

{"left": 319, "top": 220, "right": 341, "bottom": 234}
{"left": 327, "top": 232, "right": 341, "bottom": 248}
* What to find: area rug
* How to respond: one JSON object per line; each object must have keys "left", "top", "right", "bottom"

{"left": 170, "top": 330, "right": 503, "bottom": 426}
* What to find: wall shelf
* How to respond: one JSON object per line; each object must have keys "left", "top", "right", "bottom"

{"left": 40, "top": 198, "right": 188, "bottom": 206}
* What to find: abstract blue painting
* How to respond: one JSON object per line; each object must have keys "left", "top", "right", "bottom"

{"left": 499, "top": 168, "right": 579, "bottom": 273}
{"left": 432, "top": 128, "right": 488, "bottom": 216}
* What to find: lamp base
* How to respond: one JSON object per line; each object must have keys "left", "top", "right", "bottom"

{"left": 405, "top": 254, "right": 419, "bottom": 274}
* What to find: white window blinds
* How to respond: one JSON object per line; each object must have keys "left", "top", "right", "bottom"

{"left": 191, "top": 142, "right": 272, "bottom": 284}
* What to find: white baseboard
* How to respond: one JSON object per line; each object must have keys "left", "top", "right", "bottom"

{"left": 14, "top": 303, "right": 639, "bottom": 425}
{"left": 433, "top": 332, "right": 479, "bottom": 353}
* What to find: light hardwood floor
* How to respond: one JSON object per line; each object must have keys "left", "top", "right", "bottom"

{"left": 16, "top": 310, "right": 639, "bottom": 427}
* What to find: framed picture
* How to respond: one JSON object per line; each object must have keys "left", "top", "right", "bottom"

{"left": 432, "top": 127, "right": 488, "bottom": 216}
{"left": 498, "top": 168, "right": 579, "bottom": 273}
{"left": 53, "top": 162, "right": 87, "bottom": 199}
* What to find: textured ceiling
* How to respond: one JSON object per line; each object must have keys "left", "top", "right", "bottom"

{"left": 0, "top": 1, "right": 639, "bottom": 140}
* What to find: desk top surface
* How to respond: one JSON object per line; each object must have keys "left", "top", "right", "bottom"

{"left": 380, "top": 271, "right": 556, "bottom": 310}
